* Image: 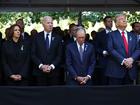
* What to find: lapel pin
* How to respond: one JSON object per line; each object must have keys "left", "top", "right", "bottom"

{"left": 52, "top": 37, "right": 55, "bottom": 41}
{"left": 84, "top": 44, "right": 88, "bottom": 51}
{"left": 129, "top": 36, "right": 132, "bottom": 41}
{"left": 21, "top": 45, "right": 24, "bottom": 51}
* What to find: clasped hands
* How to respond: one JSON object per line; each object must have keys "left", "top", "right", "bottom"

{"left": 76, "top": 76, "right": 90, "bottom": 85}
{"left": 123, "top": 57, "right": 134, "bottom": 69}
{"left": 10, "top": 74, "right": 22, "bottom": 81}
{"left": 41, "top": 65, "right": 52, "bottom": 73}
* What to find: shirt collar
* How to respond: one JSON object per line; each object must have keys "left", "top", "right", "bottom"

{"left": 44, "top": 31, "right": 52, "bottom": 38}
{"left": 105, "top": 29, "right": 112, "bottom": 34}
{"left": 74, "top": 37, "right": 76, "bottom": 41}
{"left": 76, "top": 41, "right": 84, "bottom": 49}
{"left": 118, "top": 29, "right": 127, "bottom": 35}
{"left": 44, "top": 31, "right": 52, "bottom": 35}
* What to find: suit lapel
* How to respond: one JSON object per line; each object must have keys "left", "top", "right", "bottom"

{"left": 116, "top": 30, "right": 125, "bottom": 50}
{"left": 83, "top": 43, "right": 88, "bottom": 62}
{"left": 49, "top": 32, "right": 55, "bottom": 49}
{"left": 40, "top": 31, "right": 47, "bottom": 51}
{"left": 73, "top": 42, "right": 82, "bottom": 63}
{"left": 127, "top": 32, "right": 132, "bottom": 55}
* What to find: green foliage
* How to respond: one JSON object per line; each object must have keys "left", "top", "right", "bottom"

{"left": 0, "top": 11, "right": 139, "bottom": 29}
{"left": 127, "top": 12, "right": 140, "bottom": 24}
{"left": 0, "top": 12, "right": 33, "bottom": 28}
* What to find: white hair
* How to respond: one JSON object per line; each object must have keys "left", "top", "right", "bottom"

{"left": 75, "top": 27, "right": 86, "bottom": 36}
{"left": 41, "top": 16, "right": 53, "bottom": 23}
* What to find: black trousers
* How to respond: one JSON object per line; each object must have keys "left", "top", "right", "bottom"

{"left": 35, "top": 71, "right": 61, "bottom": 86}
{"left": 108, "top": 72, "right": 133, "bottom": 85}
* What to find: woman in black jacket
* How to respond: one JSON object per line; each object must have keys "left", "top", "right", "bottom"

{"left": 2, "top": 24, "right": 30, "bottom": 86}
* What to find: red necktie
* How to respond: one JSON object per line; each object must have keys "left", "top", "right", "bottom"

{"left": 121, "top": 32, "right": 128, "bottom": 56}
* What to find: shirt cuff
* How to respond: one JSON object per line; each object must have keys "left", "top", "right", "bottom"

{"left": 121, "top": 59, "right": 126, "bottom": 65}
{"left": 39, "top": 64, "right": 43, "bottom": 69}
{"left": 103, "top": 50, "right": 108, "bottom": 55}
{"left": 50, "top": 64, "right": 55, "bottom": 70}
{"left": 87, "top": 75, "right": 91, "bottom": 79}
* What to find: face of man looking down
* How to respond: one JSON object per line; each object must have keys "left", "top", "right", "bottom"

{"left": 76, "top": 30, "right": 86, "bottom": 45}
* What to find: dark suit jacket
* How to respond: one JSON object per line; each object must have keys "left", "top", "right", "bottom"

{"left": 22, "top": 32, "right": 30, "bottom": 41}
{"left": 31, "top": 31, "right": 63, "bottom": 76}
{"left": 64, "top": 36, "right": 75, "bottom": 46}
{"left": 95, "top": 30, "right": 109, "bottom": 68}
{"left": 2, "top": 39, "right": 30, "bottom": 79}
{"left": 66, "top": 42, "right": 96, "bottom": 81}
{"left": 105, "top": 30, "right": 140, "bottom": 80}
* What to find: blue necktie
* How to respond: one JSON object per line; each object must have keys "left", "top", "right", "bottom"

{"left": 46, "top": 34, "right": 49, "bottom": 50}
{"left": 79, "top": 45, "right": 83, "bottom": 61}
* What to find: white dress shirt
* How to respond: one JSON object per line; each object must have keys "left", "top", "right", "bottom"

{"left": 76, "top": 42, "right": 84, "bottom": 53}
{"left": 44, "top": 31, "right": 52, "bottom": 48}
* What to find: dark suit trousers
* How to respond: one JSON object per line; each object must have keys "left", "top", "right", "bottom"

{"left": 108, "top": 72, "right": 133, "bottom": 85}
{"left": 35, "top": 70, "right": 61, "bottom": 86}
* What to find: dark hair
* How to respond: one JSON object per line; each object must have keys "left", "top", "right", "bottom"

{"left": 131, "top": 22, "right": 140, "bottom": 29}
{"left": 8, "top": 24, "right": 21, "bottom": 40}
{"left": 69, "top": 23, "right": 76, "bottom": 29}
{"left": 103, "top": 16, "right": 112, "bottom": 23}
{"left": 16, "top": 18, "right": 23, "bottom": 23}
{"left": 30, "top": 29, "right": 38, "bottom": 36}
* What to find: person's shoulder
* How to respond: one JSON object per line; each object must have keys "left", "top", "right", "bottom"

{"left": 67, "top": 42, "right": 75, "bottom": 48}
{"left": 33, "top": 31, "right": 44, "bottom": 38}
{"left": 127, "top": 31, "right": 137, "bottom": 38}
{"left": 85, "top": 42, "right": 94, "bottom": 48}
{"left": 98, "top": 29, "right": 106, "bottom": 35}
{"left": 108, "top": 30, "right": 118, "bottom": 36}
{"left": 52, "top": 32, "right": 62, "bottom": 39}
{"left": 37, "top": 31, "right": 44, "bottom": 36}
{"left": 2, "top": 40, "right": 11, "bottom": 47}
{"left": 24, "top": 32, "right": 30, "bottom": 36}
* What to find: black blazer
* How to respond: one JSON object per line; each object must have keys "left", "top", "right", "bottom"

{"left": 95, "top": 30, "right": 109, "bottom": 68}
{"left": 95, "top": 30, "right": 108, "bottom": 55}
{"left": 2, "top": 39, "right": 30, "bottom": 79}
{"left": 22, "top": 32, "right": 30, "bottom": 41}
{"left": 31, "top": 31, "right": 63, "bottom": 76}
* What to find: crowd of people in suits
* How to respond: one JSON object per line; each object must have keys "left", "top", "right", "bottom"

{"left": 0, "top": 14, "right": 140, "bottom": 86}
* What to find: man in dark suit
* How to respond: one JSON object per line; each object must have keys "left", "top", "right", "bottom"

{"left": 95, "top": 16, "right": 113, "bottom": 85}
{"left": 131, "top": 22, "right": 140, "bottom": 43}
{"left": 31, "top": 16, "right": 63, "bottom": 86}
{"left": 131, "top": 22, "right": 140, "bottom": 84}
{"left": 64, "top": 23, "right": 77, "bottom": 45}
{"left": 66, "top": 27, "right": 96, "bottom": 85}
{"left": 106, "top": 14, "right": 140, "bottom": 85}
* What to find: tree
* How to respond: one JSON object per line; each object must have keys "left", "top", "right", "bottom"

{"left": 0, "top": 11, "right": 139, "bottom": 29}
